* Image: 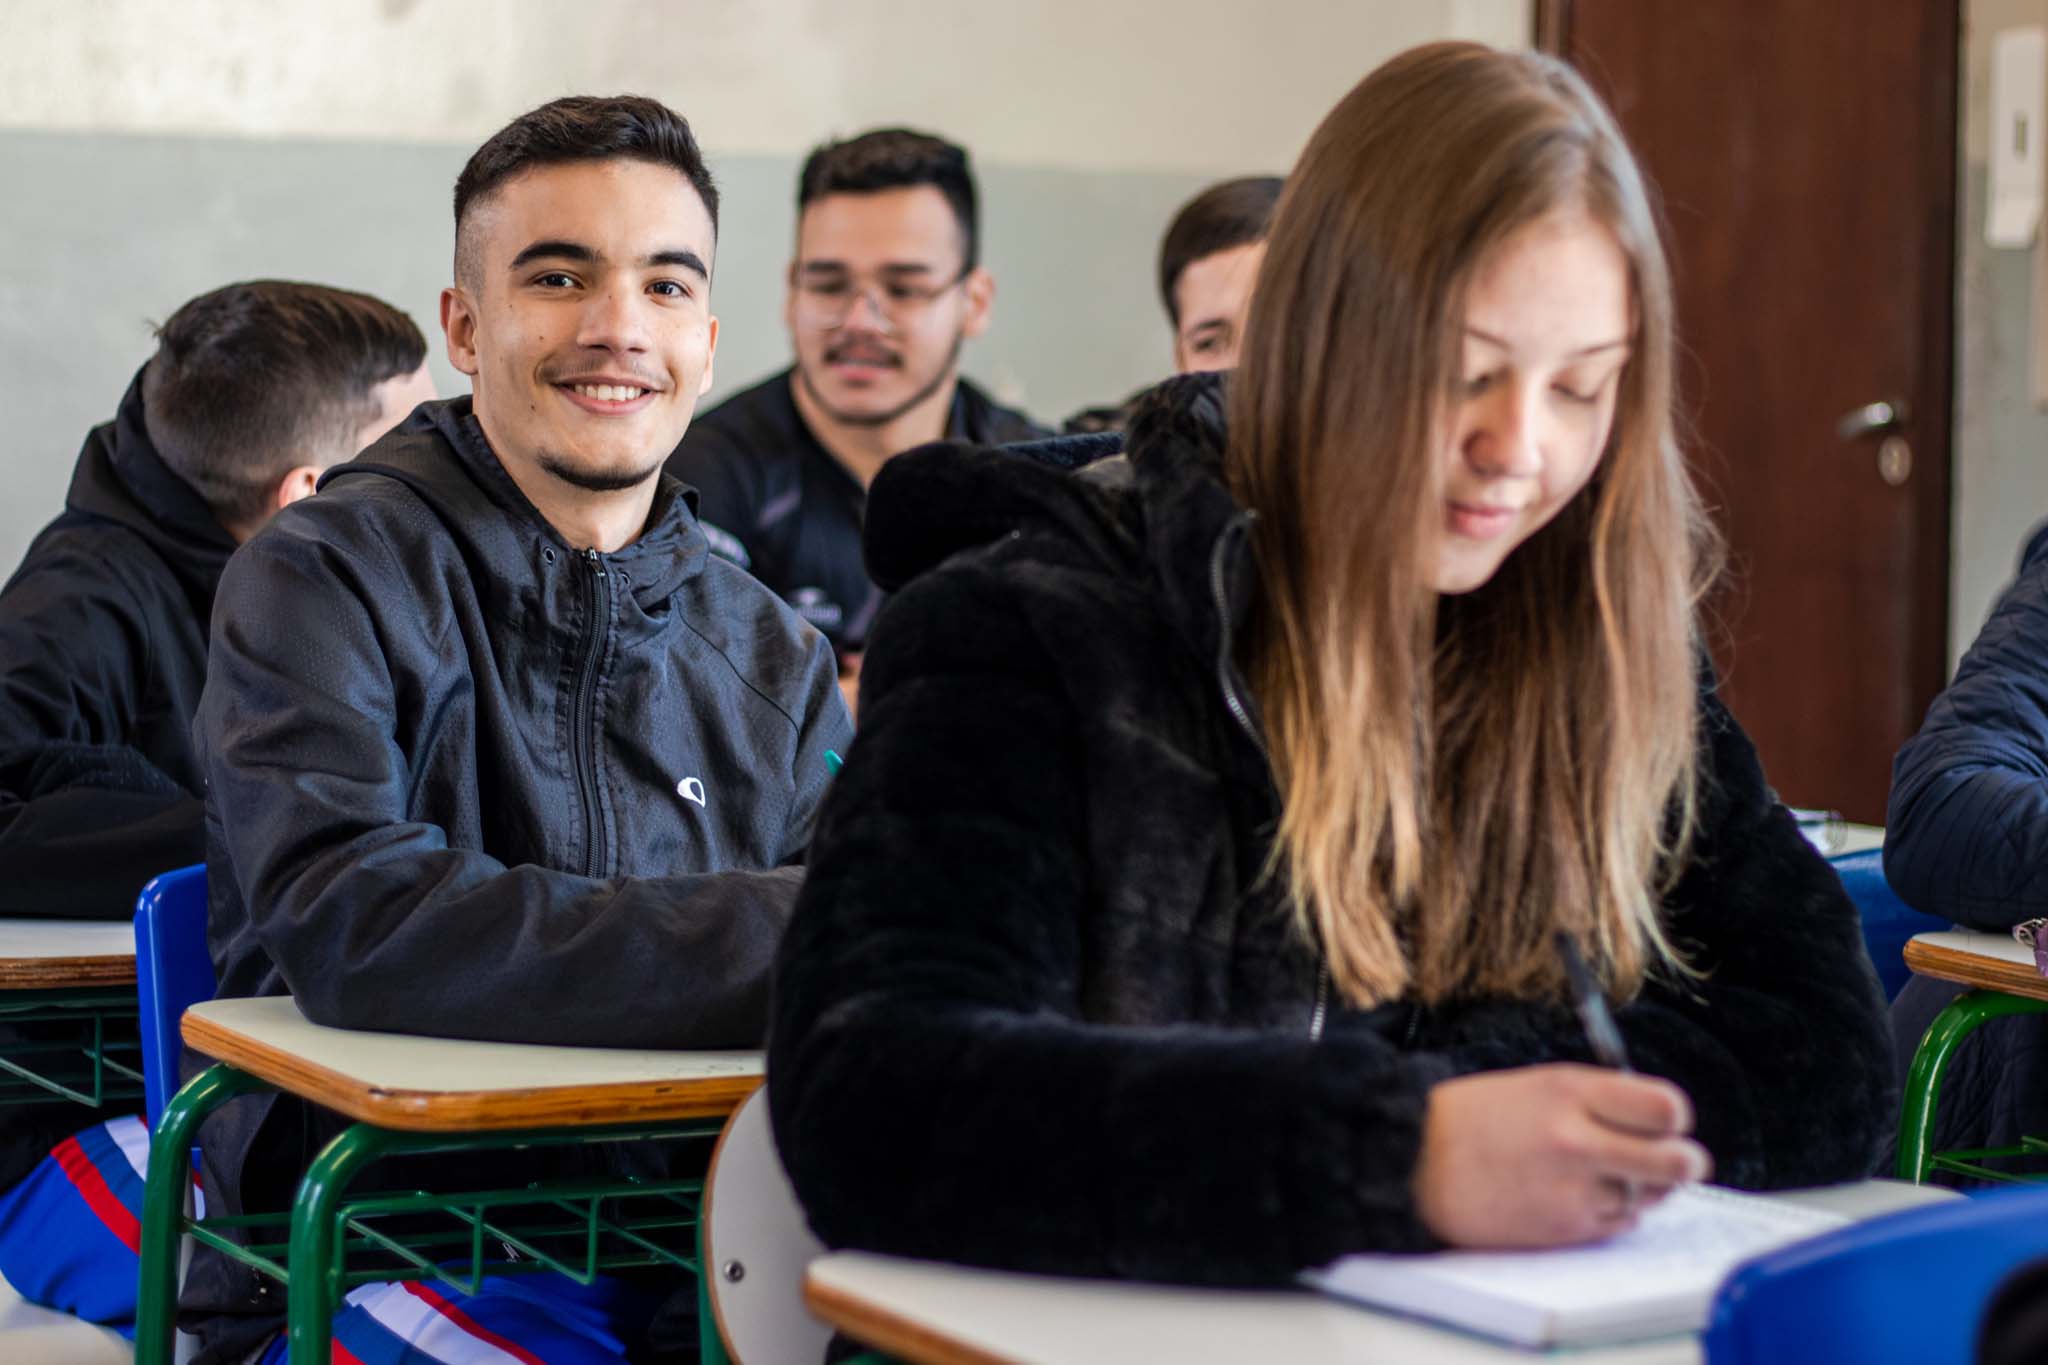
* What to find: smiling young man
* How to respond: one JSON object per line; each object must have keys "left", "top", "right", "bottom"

{"left": 187, "top": 97, "right": 850, "bottom": 1364}
{"left": 666, "top": 129, "right": 1047, "bottom": 711}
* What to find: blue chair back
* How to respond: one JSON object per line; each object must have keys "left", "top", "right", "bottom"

{"left": 1832, "top": 848, "right": 1947, "bottom": 1002}
{"left": 132, "top": 864, "right": 216, "bottom": 1131}
{"left": 1703, "top": 1186, "right": 2048, "bottom": 1363}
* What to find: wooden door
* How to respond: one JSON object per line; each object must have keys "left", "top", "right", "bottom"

{"left": 1539, "top": 1, "right": 1958, "bottom": 824}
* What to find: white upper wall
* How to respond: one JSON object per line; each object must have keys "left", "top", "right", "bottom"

{"left": 0, "top": 0, "right": 1528, "bottom": 171}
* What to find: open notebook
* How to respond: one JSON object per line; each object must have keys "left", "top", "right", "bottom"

{"left": 1303, "top": 1184, "right": 1847, "bottom": 1348}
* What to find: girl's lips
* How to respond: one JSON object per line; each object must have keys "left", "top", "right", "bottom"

{"left": 1446, "top": 500, "right": 1519, "bottom": 540}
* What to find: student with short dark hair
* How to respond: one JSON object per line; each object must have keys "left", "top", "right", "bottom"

{"left": 189, "top": 95, "right": 850, "bottom": 1363}
{"left": 1063, "top": 174, "right": 1283, "bottom": 432}
{"left": 1157, "top": 174, "right": 1283, "bottom": 373}
{"left": 667, "top": 127, "right": 1047, "bottom": 716}
{"left": 769, "top": 42, "right": 1892, "bottom": 1283}
{"left": 0, "top": 278, "right": 430, "bottom": 1327}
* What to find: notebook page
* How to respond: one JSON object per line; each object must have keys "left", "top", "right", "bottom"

{"left": 1306, "top": 1185, "right": 1848, "bottom": 1347}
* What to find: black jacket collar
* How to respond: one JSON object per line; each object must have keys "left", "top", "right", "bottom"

{"left": 323, "top": 395, "right": 710, "bottom": 609}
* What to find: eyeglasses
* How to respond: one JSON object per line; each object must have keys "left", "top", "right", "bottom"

{"left": 792, "top": 267, "right": 971, "bottom": 334}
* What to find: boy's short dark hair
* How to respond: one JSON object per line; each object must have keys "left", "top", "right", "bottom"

{"left": 141, "top": 281, "right": 426, "bottom": 527}
{"left": 1157, "top": 176, "right": 1285, "bottom": 327}
{"left": 453, "top": 94, "right": 721, "bottom": 282}
{"left": 797, "top": 128, "right": 979, "bottom": 269}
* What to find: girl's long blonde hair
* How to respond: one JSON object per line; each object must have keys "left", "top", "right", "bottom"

{"left": 1230, "top": 42, "right": 1722, "bottom": 1007}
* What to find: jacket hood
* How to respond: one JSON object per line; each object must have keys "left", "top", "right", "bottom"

{"left": 865, "top": 371, "right": 1251, "bottom": 662}
{"left": 321, "top": 395, "right": 710, "bottom": 608}
{"left": 62, "top": 367, "right": 238, "bottom": 614}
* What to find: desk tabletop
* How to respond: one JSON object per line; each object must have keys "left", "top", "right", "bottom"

{"left": 1904, "top": 929, "right": 2047, "bottom": 1002}
{"left": 181, "top": 996, "right": 761, "bottom": 1132}
{"left": 0, "top": 919, "right": 135, "bottom": 989}
{"left": 804, "top": 1181, "right": 1957, "bottom": 1365}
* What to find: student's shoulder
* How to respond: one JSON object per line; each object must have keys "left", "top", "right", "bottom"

{"left": 1, "top": 511, "right": 184, "bottom": 624}
{"left": 230, "top": 460, "right": 454, "bottom": 604}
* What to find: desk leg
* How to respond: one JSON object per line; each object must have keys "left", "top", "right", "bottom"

{"left": 135, "top": 1064, "right": 272, "bottom": 1365}
{"left": 287, "top": 1122, "right": 399, "bottom": 1365}
{"left": 1896, "top": 990, "right": 2048, "bottom": 1182}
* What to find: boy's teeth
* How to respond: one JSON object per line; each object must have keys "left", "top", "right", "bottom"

{"left": 572, "top": 384, "right": 646, "bottom": 402}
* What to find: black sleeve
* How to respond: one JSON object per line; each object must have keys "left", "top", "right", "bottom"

{"left": 0, "top": 545, "right": 203, "bottom": 917}
{"left": 769, "top": 565, "right": 1450, "bottom": 1286}
{"left": 200, "top": 518, "right": 842, "bottom": 1049}
{"left": 1884, "top": 524, "right": 2048, "bottom": 929}
{"left": 1410, "top": 688, "right": 1895, "bottom": 1190}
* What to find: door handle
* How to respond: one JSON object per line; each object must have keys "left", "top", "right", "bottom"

{"left": 1835, "top": 398, "right": 1913, "bottom": 486}
{"left": 1835, "top": 398, "right": 1910, "bottom": 441}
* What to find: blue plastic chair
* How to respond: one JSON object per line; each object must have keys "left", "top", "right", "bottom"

{"left": 1831, "top": 848, "right": 1948, "bottom": 1002}
{"left": 131, "top": 864, "right": 215, "bottom": 1131}
{"left": 1702, "top": 1185, "right": 2048, "bottom": 1363}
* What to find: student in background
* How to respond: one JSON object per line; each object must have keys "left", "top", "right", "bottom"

{"left": 0, "top": 279, "right": 430, "bottom": 1327}
{"left": 768, "top": 42, "right": 1892, "bottom": 1281}
{"left": 1885, "top": 522, "right": 2048, "bottom": 1178}
{"left": 190, "top": 97, "right": 849, "bottom": 1362}
{"left": 666, "top": 129, "right": 1047, "bottom": 715}
{"left": 1063, "top": 174, "right": 1283, "bottom": 433}
{"left": 0, "top": 282, "right": 431, "bottom": 920}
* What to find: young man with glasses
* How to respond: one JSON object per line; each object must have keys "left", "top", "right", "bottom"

{"left": 666, "top": 128, "right": 1047, "bottom": 715}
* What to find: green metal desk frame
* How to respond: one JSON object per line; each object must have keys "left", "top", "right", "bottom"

{"left": 135, "top": 1062, "right": 739, "bottom": 1365}
{"left": 0, "top": 986, "right": 142, "bottom": 1110}
{"left": 1896, "top": 988, "right": 2048, "bottom": 1184}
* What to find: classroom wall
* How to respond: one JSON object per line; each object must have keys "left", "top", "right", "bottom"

{"left": 0, "top": 0, "right": 1529, "bottom": 573}
{"left": 1954, "top": 0, "right": 2048, "bottom": 664}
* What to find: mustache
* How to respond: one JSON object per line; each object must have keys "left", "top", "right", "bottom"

{"left": 824, "top": 340, "right": 902, "bottom": 368}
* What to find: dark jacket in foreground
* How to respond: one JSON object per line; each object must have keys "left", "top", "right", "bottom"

{"left": 0, "top": 370, "right": 226, "bottom": 919}
{"left": 769, "top": 374, "right": 1895, "bottom": 1284}
{"left": 189, "top": 397, "right": 850, "bottom": 1352}
{"left": 1884, "top": 523, "right": 2048, "bottom": 1177}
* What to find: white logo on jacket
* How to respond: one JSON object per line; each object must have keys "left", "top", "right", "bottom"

{"left": 676, "top": 776, "right": 707, "bottom": 807}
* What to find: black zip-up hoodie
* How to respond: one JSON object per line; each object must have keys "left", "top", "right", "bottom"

{"left": 0, "top": 368, "right": 231, "bottom": 917}
{"left": 186, "top": 396, "right": 849, "bottom": 1353}
{"left": 0, "top": 369, "right": 233, "bottom": 1187}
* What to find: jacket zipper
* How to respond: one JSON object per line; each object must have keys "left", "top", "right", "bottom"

{"left": 1209, "top": 515, "right": 1332, "bottom": 1040}
{"left": 574, "top": 547, "right": 611, "bottom": 877}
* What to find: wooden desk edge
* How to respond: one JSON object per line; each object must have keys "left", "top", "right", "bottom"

{"left": 0, "top": 956, "right": 137, "bottom": 989}
{"left": 804, "top": 1268, "right": 1014, "bottom": 1365}
{"left": 1903, "top": 939, "right": 2048, "bottom": 1003}
{"left": 180, "top": 1011, "right": 761, "bottom": 1132}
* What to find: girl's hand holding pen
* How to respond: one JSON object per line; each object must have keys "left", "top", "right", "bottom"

{"left": 1412, "top": 1063, "right": 1712, "bottom": 1249}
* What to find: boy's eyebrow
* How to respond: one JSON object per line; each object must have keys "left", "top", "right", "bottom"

{"left": 508, "top": 239, "right": 596, "bottom": 270}
{"left": 509, "top": 241, "right": 710, "bottom": 282}
{"left": 646, "top": 248, "right": 710, "bottom": 281}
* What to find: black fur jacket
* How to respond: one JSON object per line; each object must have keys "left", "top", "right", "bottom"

{"left": 767, "top": 373, "right": 1895, "bottom": 1284}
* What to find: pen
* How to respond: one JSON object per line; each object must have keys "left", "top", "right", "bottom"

{"left": 824, "top": 749, "right": 844, "bottom": 776}
{"left": 1556, "top": 930, "right": 1639, "bottom": 1216}
{"left": 1555, "top": 930, "right": 1632, "bottom": 1072}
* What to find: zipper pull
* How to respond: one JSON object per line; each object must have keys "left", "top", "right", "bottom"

{"left": 1309, "top": 961, "right": 1329, "bottom": 1041}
